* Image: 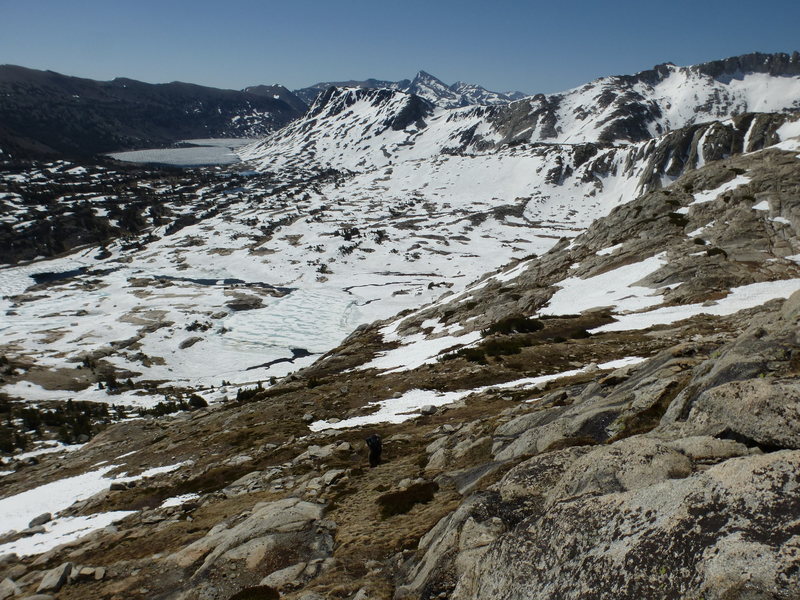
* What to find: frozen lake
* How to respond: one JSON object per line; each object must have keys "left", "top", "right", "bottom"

{"left": 108, "top": 138, "right": 258, "bottom": 167}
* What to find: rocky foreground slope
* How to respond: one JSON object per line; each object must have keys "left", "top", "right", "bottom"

{"left": 1, "top": 128, "right": 799, "bottom": 598}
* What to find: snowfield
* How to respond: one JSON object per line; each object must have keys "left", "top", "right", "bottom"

{"left": 0, "top": 134, "right": 656, "bottom": 407}
{"left": 3, "top": 61, "right": 800, "bottom": 412}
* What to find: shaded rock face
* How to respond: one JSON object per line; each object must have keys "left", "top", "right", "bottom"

{"left": 0, "top": 65, "right": 304, "bottom": 157}
{"left": 244, "top": 84, "right": 309, "bottom": 114}
{"left": 695, "top": 51, "right": 800, "bottom": 78}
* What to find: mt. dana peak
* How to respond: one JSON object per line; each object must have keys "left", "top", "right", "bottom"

{"left": 293, "top": 70, "right": 526, "bottom": 109}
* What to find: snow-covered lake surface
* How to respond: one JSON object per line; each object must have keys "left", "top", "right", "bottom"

{"left": 108, "top": 138, "right": 257, "bottom": 166}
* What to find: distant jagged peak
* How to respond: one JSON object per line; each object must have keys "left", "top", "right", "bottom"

{"left": 411, "top": 69, "right": 445, "bottom": 84}
{"left": 294, "top": 71, "right": 524, "bottom": 109}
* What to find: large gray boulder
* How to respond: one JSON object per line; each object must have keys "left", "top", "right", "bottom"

{"left": 36, "top": 562, "right": 72, "bottom": 593}
{"left": 685, "top": 379, "right": 800, "bottom": 449}
{"left": 544, "top": 436, "right": 692, "bottom": 501}
{"left": 451, "top": 451, "right": 800, "bottom": 599}
{"left": 170, "top": 497, "right": 329, "bottom": 578}
{"left": 0, "top": 578, "right": 21, "bottom": 600}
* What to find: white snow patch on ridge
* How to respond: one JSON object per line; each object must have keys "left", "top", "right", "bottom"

{"left": 541, "top": 253, "right": 669, "bottom": 316}
{"left": 0, "top": 464, "right": 121, "bottom": 534}
{"left": 776, "top": 118, "right": 800, "bottom": 142}
{"left": 690, "top": 175, "right": 750, "bottom": 206}
{"left": 594, "top": 279, "right": 800, "bottom": 332}
{"left": 596, "top": 243, "right": 624, "bottom": 256}
{"left": 160, "top": 493, "right": 200, "bottom": 508}
{"left": 359, "top": 331, "right": 482, "bottom": 374}
{"left": 310, "top": 356, "right": 647, "bottom": 431}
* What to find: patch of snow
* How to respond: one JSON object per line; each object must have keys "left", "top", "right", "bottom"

{"left": 687, "top": 222, "right": 714, "bottom": 237}
{"left": 776, "top": 118, "right": 800, "bottom": 142}
{"left": 594, "top": 278, "right": 800, "bottom": 332}
{"left": 114, "top": 461, "right": 189, "bottom": 484}
{"left": 160, "top": 493, "right": 200, "bottom": 508}
{"left": 359, "top": 331, "right": 482, "bottom": 373}
{"left": 0, "top": 511, "right": 134, "bottom": 557}
{"left": 1, "top": 440, "right": 84, "bottom": 464}
{"left": 311, "top": 356, "right": 647, "bottom": 430}
{"left": 0, "top": 464, "right": 121, "bottom": 534}
{"left": 541, "top": 253, "right": 668, "bottom": 316}
{"left": 596, "top": 243, "right": 624, "bottom": 256}
{"left": 691, "top": 175, "right": 750, "bottom": 206}
{"left": 1, "top": 381, "right": 168, "bottom": 409}
{"left": 753, "top": 200, "right": 770, "bottom": 211}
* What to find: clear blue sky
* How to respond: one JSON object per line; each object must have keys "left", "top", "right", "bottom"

{"left": 1, "top": 0, "right": 798, "bottom": 94}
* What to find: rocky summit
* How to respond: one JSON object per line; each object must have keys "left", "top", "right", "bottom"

{"left": 1, "top": 52, "right": 800, "bottom": 600}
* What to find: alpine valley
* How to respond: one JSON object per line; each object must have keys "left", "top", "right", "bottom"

{"left": 1, "top": 51, "right": 800, "bottom": 600}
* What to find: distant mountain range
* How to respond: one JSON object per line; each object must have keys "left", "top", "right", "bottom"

{"left": 243, "top": 51, "right": 800, "bottom": 174}
{"left": 3, "top": 53, "right": 799, "bottom": 160}
{"left": 0, "top": 65, "right": 525, "bottom": 158}
{"left": 292, "top": 70, "right": 526, "bottom": 108}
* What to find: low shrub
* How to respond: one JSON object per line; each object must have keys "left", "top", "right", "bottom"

{"left": 482, "top": 315, "right": 543, "bottom": 336}
{"left": 377, "top": 481, "right": 439, "bottom": 518}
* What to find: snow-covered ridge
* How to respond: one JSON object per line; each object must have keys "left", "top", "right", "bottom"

{"left": 242, "top": 55, "right": 800, "bottom": 176}
{"left": 294, "top": 70, "right": 525, "bottom": 109}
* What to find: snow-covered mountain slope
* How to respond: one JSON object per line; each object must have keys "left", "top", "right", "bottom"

{"left": 3, "top": 115, "right": 798, "bottom": 411}
{"left": 0, "top": 142, "right": 634, "bottom": 405}
{"left": 294, "top": 70, "right": 524, "bottom": 109}
{"left": 502, "top": 52, "right": 800, "bottom": 144}
{"left": 243, "top": 53, "right": 800, "bottom": 176}
{"left": 321, "top": 134, "right": 800, "bottom": 395}
{"left": 241, "top": 84, "right": 797, "bottom": 184}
